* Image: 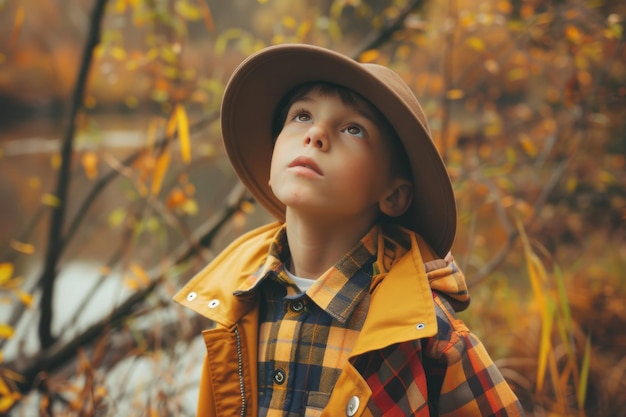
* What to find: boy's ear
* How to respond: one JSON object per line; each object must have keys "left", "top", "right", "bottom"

{"left": 379, "top": 179, "right": 413, "bottom": 218}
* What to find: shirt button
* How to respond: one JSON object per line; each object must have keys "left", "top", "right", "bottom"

{"left": 346, "top": 395, "right": 360, "bottom": 416}
{"left": 273, "top": 368, "right": 286, "bottom": 385}
{"left": 290, "top": 301, "right": 304, "bottom": 312}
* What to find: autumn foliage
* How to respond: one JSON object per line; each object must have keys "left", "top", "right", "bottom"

{"left": 0, "top": 0, "right": 624, "bottom": 416}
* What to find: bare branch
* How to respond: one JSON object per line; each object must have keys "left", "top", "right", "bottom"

{"left": 38, "top": 0, "right": 109, "bottom": 350}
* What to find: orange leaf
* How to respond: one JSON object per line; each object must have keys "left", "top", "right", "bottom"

{"left": 359, "top": 49, "right": 379, "bottom": 63}
{"left": 151, "top": 151, "right": 170, "bottom": 196}
{"left": 14, "top": 290, "right": 33, "bottom": 308}
{"left": 166, "top": 188, "right": 187, "bottom": 209}
{"left": 81, "top": 151, "right": 99, "bottom": 179}
{"left": 446, "top": 89, "right": 465, "bottom": 100}
{"left": 131, "top": 264, "right": 151, "bottom": 286}
{"left": 198, "top": 0, "right": 215, "bottom": 32}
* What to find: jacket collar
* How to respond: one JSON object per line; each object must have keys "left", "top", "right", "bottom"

{"left": 173, "top": 222, "right": 441, "bottom": 351}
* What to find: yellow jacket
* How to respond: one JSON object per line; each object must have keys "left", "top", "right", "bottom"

{"left": 173, "top": 222, "right": 521, "bottom": 416}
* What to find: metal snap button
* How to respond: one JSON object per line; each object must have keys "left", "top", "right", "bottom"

{"left": 346, "top": 395, "right": 360, "bottom": 416}
{"left": 273, "top": 368, "right": 286, "bottom": 385}
{"left": 186, "top": 292, "right": 197, "bottom": 301}
{"left": 290, "top": 301, "right": 304, "bottom": 312}
{"left": 208, "top": 299, "right": 220, "bottom": 308}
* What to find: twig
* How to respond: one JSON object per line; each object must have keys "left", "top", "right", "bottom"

{"left": 350, "top": 0, "right": 424, "bottom": 59}
{"left": 38, "top": 0, "right": 109, "bottom": 350}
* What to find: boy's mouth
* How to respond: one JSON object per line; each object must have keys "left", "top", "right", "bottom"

{"left": 288, "top": 156, "right": 323, "bottom": 175}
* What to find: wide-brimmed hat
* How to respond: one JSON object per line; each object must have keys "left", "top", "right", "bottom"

{"left": 221, "top": 43, "right": 456, "bottom": 257}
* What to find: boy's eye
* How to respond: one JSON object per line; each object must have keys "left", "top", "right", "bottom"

{"left": 293, "top": 112, "right": 311, "bottom": 122}
{"left": 343, "top": 125, "right": 364, "bottom": 138}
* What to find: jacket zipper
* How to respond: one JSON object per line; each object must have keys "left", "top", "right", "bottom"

{"left": 234, "top": 326, "right": 247, "bottom": 417}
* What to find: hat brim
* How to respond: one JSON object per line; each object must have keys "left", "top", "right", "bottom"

{"left": 221, "top": 44, "right": 456, "bottom": 257}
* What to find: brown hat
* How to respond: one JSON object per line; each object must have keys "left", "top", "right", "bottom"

{"left": 221, "top": 44, "right": 456, "bottom": 257}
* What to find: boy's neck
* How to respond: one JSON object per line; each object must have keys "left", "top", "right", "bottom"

{"left": 284, "top": 210, "right": 376, "bottom": 279}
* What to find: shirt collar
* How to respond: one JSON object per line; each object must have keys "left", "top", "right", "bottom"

{"left": 235, "top": 224, "right": 380, "bottom": 323}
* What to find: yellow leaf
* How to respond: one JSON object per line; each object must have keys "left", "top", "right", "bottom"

{"left": 577, "top": 334, "right": 591, "bottom": 408}
{"left": 0, "top": 394, "right": 15, "bottom": 413}
{"left": 108, "top": 207, "right": 126, "bottom": 227}
{"left": 41, "top": 193, "right": 60, "bottom": 207}
{"left": 50, "top": 153, "right": 61, "bottom": 170}
{"left": 0, "top": 263, "right": 13, "bottom": 285}
{"left": 161, "top": 45, "right": 177, "bottom": 64}
{"left": 176, "top": 104, "right": 191, "bottom": 163}
{"left": 566, "top": 177, "right": 577, "bottom": 193}
{"left": 282, "top": 16, "right": 297, "bottom": 29}
{"left": 176, "top": 1, "right": 201, "bottom": 20}
{"left": 519, "top": 134, "right": 537, "bottom": 157}
{"left": 507, "top": 67, "right": 527, "bottom": 81}
{"left": 296, "top": 20, "right": 312, "bottom": 40}
{"left": 110, "top": 46, "right": 127, "bottom": 61}
{"left": 0, "top": 324, "right": 14, "bottom": 340}
{"left": 466, "top": 37, "right": 485, "bottom": 52}
{"left": 359, "top": 49, "right": 379, "bottom": 63}
{"left": 123, "top": 277, "right": 139, "bottom": 290}
{"left": 151, "top": 151, "right": 170, "bottom": 196}
{"left": 166, "top": 111, "right": 178, "bottom": 139}
{"left": 181, "top": 199, "right": 198, "bottom": 216}
{"left": 114, "top": 0, "right": 127, "bottom": 14}
{"left": 328, "top": 20, "right": 342, "bottom": 42}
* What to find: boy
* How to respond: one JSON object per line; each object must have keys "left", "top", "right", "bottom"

{"left": 174, "top": 44, "right": 525, "bottom": 417}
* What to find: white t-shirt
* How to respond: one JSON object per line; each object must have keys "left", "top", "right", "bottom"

{"left": 284, "top": 267, "right": 315, "bottom": 292}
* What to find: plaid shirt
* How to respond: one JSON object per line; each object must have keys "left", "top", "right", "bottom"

{"left": 241, "top": 226, "right": 379, "bottom": 417}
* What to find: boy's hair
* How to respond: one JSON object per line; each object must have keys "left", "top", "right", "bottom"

{"left": 271, "top": 82, "right": 412, "bottom": 180}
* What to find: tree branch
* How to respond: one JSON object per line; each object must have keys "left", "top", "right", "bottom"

{"left": 38, "top": 0, "right": 109, "bottom": 350}
{"left": 5, "top": 180, "right": 250, "bottom": 405}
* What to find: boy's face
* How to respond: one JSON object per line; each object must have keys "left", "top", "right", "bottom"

{"left": 269, "top": 89, "right": 405, "bottom": 224}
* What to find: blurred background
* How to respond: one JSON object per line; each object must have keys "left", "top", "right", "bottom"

{"left": 0, "top": 0, "right": 624, "bottom": 415}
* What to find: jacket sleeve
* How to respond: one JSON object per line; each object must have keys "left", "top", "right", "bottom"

{"left": 423, "top": 293, "right": 526, "bottom": 417}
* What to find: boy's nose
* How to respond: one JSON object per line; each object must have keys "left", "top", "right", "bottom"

{"left": 303, "top": 125, "right": 330, "bottom": 151}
